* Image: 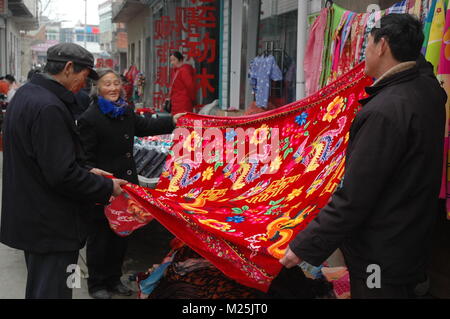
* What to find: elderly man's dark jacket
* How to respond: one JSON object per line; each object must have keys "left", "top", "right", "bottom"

{"left": 290, "top": 57, "right": 447, "bottom": 285}
{"left": 0, "top": 74, "right": 113, "bottom": 253}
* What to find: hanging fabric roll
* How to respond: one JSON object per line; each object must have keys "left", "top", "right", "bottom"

{"left": 437, "top": 3, "right": 450, "bottom": 219}
{"left": 319, "top": 6, "right": 334, "bottom": 88}
{"left": 307, "top": 0, "right": 441, "bottom": 94}
{"left": 426, "top": 0, "right": 446, "bottom": 73}
{"left": 304, "top": 8, "right": 328, "bottom": 96}
{"left": 423, "top": 0, "right": 438, "bottom": 55}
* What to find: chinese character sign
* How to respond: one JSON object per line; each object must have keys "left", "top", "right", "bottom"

{"left": 153, "top": 0, "right": 219, "bottom": 110}
{"left": 96, "top": 59, "right": 114, "bottom": 69}
{"left": 0, "top": 0, "right": 7, "bottom": 15}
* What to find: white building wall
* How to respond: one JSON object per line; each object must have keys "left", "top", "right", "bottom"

{"left": 229, "top": 0, "right": 244, "bottom": 110}
{"left": 310, "top": 0, "right": 323, "bottom": 14}
{"left": 23, "top": 0, "right": 38, "bottom": 16}
{"left": 126, "top": 10, "right": 149, "bottom": 71}
{"left": 6, "top": 19, "right": 21, "bottom": 79}
{"left": 220, "top": 0, "right": 230, "bottom": 109}
{"left": 0, "top": 17, "right": 7, "bottom": 76}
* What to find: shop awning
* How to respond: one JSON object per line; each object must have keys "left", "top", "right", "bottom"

{"left": 31, "top": 40, "right": 59, "bottom": 53}
{"left": 8, "top": 0, "right": 39, "bottom": 30}
{"left": 112, "top": 0, "right": 147, "bottom": 23}
{"left": 11, "top": 15, "right": 39, "bottom": 30}
{"left": 8, "top": 0, "right": 33, "bottom": 18}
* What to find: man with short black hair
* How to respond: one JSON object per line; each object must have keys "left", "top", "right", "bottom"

{"left": 280, "top": 14, "right": 447, "bottom": 299}
{"left": 4, "top": 74, "right": 18, "bottom": 102}
{"left": 0, "top": 43, "right": 127, "bottom": 299}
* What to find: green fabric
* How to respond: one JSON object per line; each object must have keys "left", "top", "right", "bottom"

{"left": 423, "top": 0, "right": 437, "bottom": 55}
{"left": 322, "top": 4, "right": 345, "bottom": 86}
{"left": 320, "top": 8, "right": 333, "bottom": 87}
{"left": 426, "top": 0, "right": 445, "bottom": 74}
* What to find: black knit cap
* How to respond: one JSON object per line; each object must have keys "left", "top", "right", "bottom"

{"left": 46, "top": 43, "right": 99, "bottom": 80}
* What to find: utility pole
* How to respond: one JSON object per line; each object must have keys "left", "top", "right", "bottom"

{"left": 84, "top": 0, "right": 87, "bottom": 49}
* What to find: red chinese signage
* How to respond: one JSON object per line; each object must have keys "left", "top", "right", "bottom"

{"left": 0, "top": 0, "right": 7, "bottom": 16}
{"left": 96, "top": 58, "right": 114, "bottom": 69}
{"left": 153, "top": 0, "right": 218, "bottom": 109}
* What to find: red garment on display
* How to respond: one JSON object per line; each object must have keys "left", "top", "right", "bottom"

{"left": 170, "top": 64, "right": 196, "bottom": 115}
{"left": 125, "top": 65, "right": 139, "bottom": 84}
{"left": 0, "top": 81, "right": 9, "bottom": 95}
{"left": 105, "top": 63, "right": 372, "bottom": 292}
{"left": 123, "top": 65, "right": 139, "bottom": 104}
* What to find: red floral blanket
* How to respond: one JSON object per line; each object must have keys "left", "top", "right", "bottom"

{"left": 105, "top": 63, "right": 372, "bottom": 292}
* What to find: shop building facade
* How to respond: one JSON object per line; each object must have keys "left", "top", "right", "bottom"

{"left": 99, "top": 0, "right": 128, "bottom": 73}
{"left": 113, "top": 0, "right": 402, "bottom": 111}
{"left": 0, "top": 0, "right": 39, "bottom": 80}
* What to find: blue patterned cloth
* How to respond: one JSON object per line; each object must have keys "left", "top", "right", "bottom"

{"left": 249, "top": 55, "right": 283, "bottom": 108}
{"left": 139, "top": 262, "right": 172, "bottom": 295}
{"left": 386, "top": 0, "right": 408, "bottom": 14}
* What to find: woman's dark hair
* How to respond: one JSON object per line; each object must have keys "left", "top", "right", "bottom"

{"left": 120, "top": 75, "right": 128, "bottom": 83}
{"left": 171, "top": 51, "right": 184, "bottom": 62}
{"left": 5, "top": 74, "right": 16, "bottom": 83}
{"left": 44, "top": 61, "right": 87, "bottom": 75}
{"left": 370, "top": 13, "right": 424, "bottom": 62}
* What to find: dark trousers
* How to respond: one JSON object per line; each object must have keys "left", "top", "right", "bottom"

{"left": 24, "top": 251, "right": 79, "bottom": 299}
{"left": 86, "top": 213, "right": 128, "bottom": 293}
{"left": 350, "top": 275, "right": 418, "bottom": 299}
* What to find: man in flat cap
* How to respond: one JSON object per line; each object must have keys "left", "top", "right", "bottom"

{"left": 0, "top": 43, "right": 127, "bottom": 299}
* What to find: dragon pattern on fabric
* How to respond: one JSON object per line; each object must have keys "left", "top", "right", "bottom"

{"left": 105, "top": 63, "right": 372, "bottom": 292}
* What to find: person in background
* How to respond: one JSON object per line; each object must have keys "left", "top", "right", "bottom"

{"left": 74, "top": 78, "right": 92, "bottom": 120}
{"left": 280, "top": 14, "right": 447, "bottom": 299}
{"left": 5, "top": 75, "right": 18, "bottom": 102}
{"left": 0, "top": 77, "right": 9, "bottom": 97}
{"left": 0, "top": 76, "right": 7, "bottom": 131}
{"left": 27, "top": 68, "right": 42, "bottom": 81}
{"left": 166, "top": 51, "right": 196, "bottom": 115}
{"left": 77, "top": 68, "right": 185, "bottom": 299}
{"left": 0, "top": 43, "right": 127, "bottom": 299}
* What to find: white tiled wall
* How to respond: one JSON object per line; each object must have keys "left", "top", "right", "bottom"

{"left": 220, "top": 0, "right": 325, "bottom": 109}
{"left": 220, "top": 0, "right": 230, "bottom": 109}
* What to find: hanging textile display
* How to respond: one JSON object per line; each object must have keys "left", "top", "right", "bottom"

{"left": 308, "top": 0, "right": 434, "bottom": 93}
{"left": 385, "top": 0, "right": 408, "bottom": 14}
{"left": 307, "top": 0, "right": 450, "bottom": 219}
{"left": 425, "top": 0, "right": 446, "bottom": 74}
{"left": 248, "top": 55, "right": 283, "bottom": 108}
{"left": 105, "top": 63, "right": 372, "bottom": 292}
{"left": 422, "top": 0, "right": 437, "bottom": 56}
{"left": 438, "top": 3, "right": 450, "bottom": 219}
{"left": 304, "top": 8, "right": 328, "bottom": 96}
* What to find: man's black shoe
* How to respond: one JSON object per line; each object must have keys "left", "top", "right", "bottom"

{"left": 89, "top": 289, "right": 112, "bottom": 299}
{"left": 109, "top": 283, "right": 133, "bottom": 296}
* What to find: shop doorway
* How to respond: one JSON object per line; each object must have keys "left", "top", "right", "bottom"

{"left": 232, "top": 0, "right": 299, "bottom": 110}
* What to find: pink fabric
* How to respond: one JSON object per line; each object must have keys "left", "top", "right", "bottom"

{"left": 437, "top": 10, "right": 450, "bottom": 209}
{"left": 440, "top": 136, "right": 448, "bottom": 198}
{"left": 321, "top": 267, "right": 351, "bottom": 299}
{"left": 305, "top": 9, "right": 328, "bottom": 96}
{"left": 438, "top": 8, "right": 450, "bottom": 74}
